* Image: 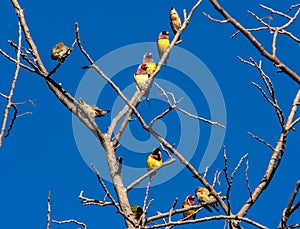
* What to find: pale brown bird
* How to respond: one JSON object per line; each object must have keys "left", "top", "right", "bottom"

{"left": 170, "top": 7, "right": 182, "bottom": 40}
{"left": 51, "top": 42, "right": 70, "bottom": 61}
{"left": 195, "top": 187, "right": 219, "bottom": 212}
{"left": 77, "top": 98, "right": 110, "bottom": 119}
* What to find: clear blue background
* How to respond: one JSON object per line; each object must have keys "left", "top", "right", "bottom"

{"left": 0, "top": 0, "right": 299, "bottom": 228}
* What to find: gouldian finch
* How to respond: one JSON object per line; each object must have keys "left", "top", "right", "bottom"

{"left": 157, "top": 31, "right": 170, "bottom": 64}
{"left": 182, "top": 195, "right": 196, "bottom": 220}
{"left": 77, "top": 98, "right": 110, "bottom": 119}
{"left": 146, "top": 148, "right": 162, "bottom": 171}
{"left": 142, "top": 52, "right": 157, "bottom": 74}
{"left": 51, "top": 42, "right": 69, "bottom": 61}
{"left": 131, "top": 205, "right": 143, "bottom": 220}
{"left": 195, "top": 187, "right": 219, "bottom": 212}
{"left": 134, "top": 63, "right": 150, "bottom": 101}
{"left": 170, "top": 7, "right": 182, "bottom": 41}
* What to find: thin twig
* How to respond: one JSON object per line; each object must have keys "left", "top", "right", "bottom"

{"left": 209, "top": 0, "right": 300, "bottom": 84}
{"left": 245, "top": 158, "right": 253, "bottom": 203}
{"left": 0, "top": 21, "right": 22, "bottom": 147}
{"left": 168, "top": 198, "right": 178, "bottom": 223}
{"left": 142, "top": 178, "right": 153, "bottom": 223}
{"left": 0, "top": 49, "right": 36, "bottom": 72}
{"left": 278, "top": 180, "right": 300, "bottom": 228}
{"left": 52, "top": 219, "right": 87, "bottom": 229}
{"left": 91, "top": 164, "right": 120, "bottom": 209}
{"left": 155, "top": 82, "right": 225, "bottom": 128}
{"left": 286, "top": 4, "right": 300, "bottom": 13}
{"left": 145, "top": 214, "right": 268, "bottom": 229}
{"left": 176, "top": 107, "right": 225, "bottom": 128}
{"left": 78, "top": 190, "right": 114, "bottom": 206}
{"left": 237, "top": 89, "right": 300, "bottom": 218}
{"left": 47, "top": 191, "right": 51, "bottom": 229}
{"left": 147, "top": 198, "right": 226, "bottom": 223}
{"left": 203, "top": 12, "right": 228, "bottom": 23}
{"left": 248, "top": 131, "right": 274, "bottom": 150}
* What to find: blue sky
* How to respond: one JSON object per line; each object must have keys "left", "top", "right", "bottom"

{"left": 0, "top": 0, "right": 299, "bottom": 228}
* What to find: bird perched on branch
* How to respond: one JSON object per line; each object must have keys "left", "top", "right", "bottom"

{"left": 146, "top": 148, "right": 162, "bottom": 171}
{"left": 157, "top": 31, "right": 170, "bottom": 64}
{"left": 131, "top": 205, "right": 143, "bottom": 221}
{"left": 142, "top": 52, "right": 157, "bottom": 74}
{"left": 195, "top": 187, "right": 219, "bottom": 212}
{"left": 170, "top": 7, "right": 182, "bottom": 42}
{"left": 77, "top": 98, "right": 110, "bottom": 119}
{"left": 134, "top": 63, "right": 150, "bottom": 101}
{"left": 51, "top": 42, "right": 70, "bottom": 61}
{"left": 182, "top": 194, "right": 196, "bottom": 220}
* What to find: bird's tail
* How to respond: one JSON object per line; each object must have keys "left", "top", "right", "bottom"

{"left": 212, "top": 203, "right": 219, "bottom": 212}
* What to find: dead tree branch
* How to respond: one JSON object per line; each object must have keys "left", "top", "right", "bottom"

{"left": 237, "top": 89, "right": 300, "bottom": 218}
{"left": 208, "top": 0, "right": 300, "bottom": 84}
{"left": 47, "top": 191, "right": 51, "bottom": 229}
{"left": 0, "top": 21, "right": 22, "bottom": 147}
{"left": 52, "top": 219, "right": 87, "bottom": 229}
{"left": 278, "top": 180, "right": 300, "bottom": 228}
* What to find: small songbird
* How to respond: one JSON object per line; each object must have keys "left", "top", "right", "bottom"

{"left": 170, "top": 7, "right": 182, "bottom": 41}
{"left": 131, "top": 205, "right": 143, "bottom": 221}
{"left": 77, "top": 98, "right": 110, "bottom": 119}
{"left": 182, "top": 195, "right": 196, "bottom": 220}
{"left": 157, "top": 31, "right": 170, "bottom": 64}
{"left": 142, "top": 52, "right": 157, "bottom": 74}
{"left": 146, "top": 148, "right": 163, "bottom": 171}
{"left": 134, "top": 63, "right": 150, "bottom": 101}
{"left": 51, "top": 42, "right": 70, "bottom": 61}
{"left": 195, "top": 187, "right": 219, "bottom": 213}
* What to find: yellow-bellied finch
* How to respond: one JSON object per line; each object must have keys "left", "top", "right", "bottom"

{"left": 134, "top": 63, "right": 150, "bottom": 101}
{"left": 142, "top": 52, "right": 156, "bottom": 74}
{"left": 182, "top": 195, "right": 196, "bottom": 220}
{"left": 170, "top": 7, "right": 182, "bottom": 41}
{"left": 51, "top": 42, "right": 69, "bottom": 61}
{"left": 157, "top": 31, "right": 170, "bottom": 64}
{"left": 195, "top": 187, "right": 219, "bottom": 212}
{"left": 146, "top": 148, "right": 162, "bottom": 171}
{"left": 77, "top": 98, "right": 110, "bottom": 119}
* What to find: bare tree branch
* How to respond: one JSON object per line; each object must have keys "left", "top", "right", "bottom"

{"left": 0, "top": 48, "right": 36, "bottom": 72}
{"left": 146, "top": 197, "right": 226, "bottom": 223}
{"left": 78, "top": 191, "right": 114, "bottom": 206}
{"left": 52, "top": 219, "right": 87, "bottom": 229}
{"left": 247, "top": 131, "right": 274, "bottom": 151}
{"left": 286, "top": 4, "right": 300, "bottom": 13}
{"left": 245, "top": 158, "right": 253, "bottom": 203}
{"left": 203, "top": 12, "right": 228, "bottom": 23}
{"left": 145, "top": 214, "right": 268, "bottom": 229}
{"left": 208, "top": 0, "right": 300, "bottom": 84}
{"left": 0, "top": 21, "right": 22, "bottom": 147}
{"left": 155, "top": 82, "right": 225, "bottom": 128}
{"left": 278, "top": 180, "right": 300, "bottom": 228}
{"left": 47, "top": 191, "right": 51, "bottom": 229}
{"left": 10, "top": 0, "right": 47, "bottom": 75}
{"left": 237, "top": 89, "right": 300, "bottom": 218}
